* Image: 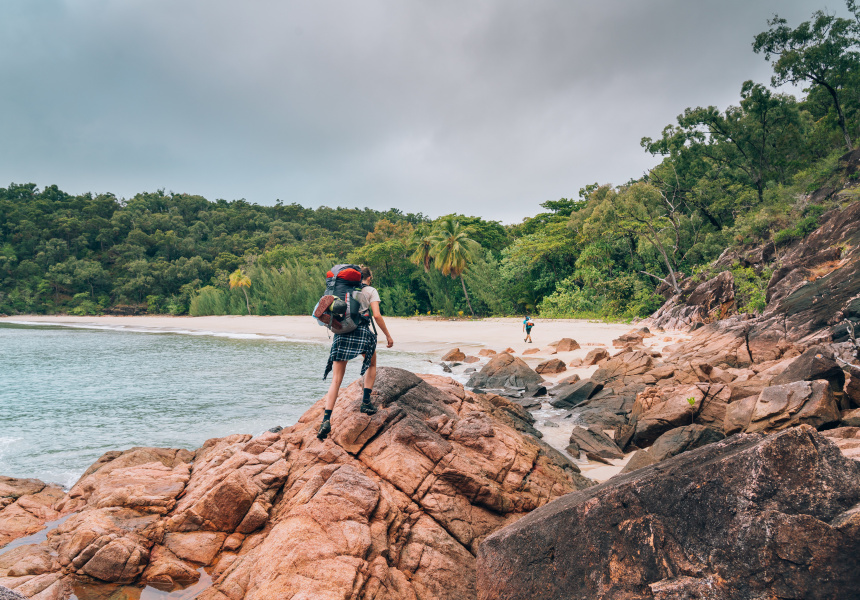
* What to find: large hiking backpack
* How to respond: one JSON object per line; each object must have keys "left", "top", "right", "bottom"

{"left": 312, "top": 264, "right": 372, "bottom": 334}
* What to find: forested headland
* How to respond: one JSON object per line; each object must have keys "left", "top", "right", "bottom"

{"left": 2, "top": 2, "right": 859, "bottom": 320}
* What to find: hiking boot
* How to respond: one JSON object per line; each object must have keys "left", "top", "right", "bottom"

{"left": 360, "top": 402, "right": 377, "bottom": 415}
{"left": 317, "top": 419, "right": 331, "bottom": 440}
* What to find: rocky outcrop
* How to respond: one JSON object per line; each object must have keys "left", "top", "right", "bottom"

{"left": 0, "top": 478, "right": 65, "bottom": 549}
{"left": 478, "top": 426, "right": 860, "bottom": 600}
{"left": 465, "top": 353, "right": 543, "bottom": 390}
{"left": 649, "top": 270, "right": 736, "bottom": 330}
{"left": 0, "top": 368, "right": 589, "bottom": 599}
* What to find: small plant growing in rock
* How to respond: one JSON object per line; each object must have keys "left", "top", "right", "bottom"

{"left": 687, "top": 397, "right": 696, "bottom": 425}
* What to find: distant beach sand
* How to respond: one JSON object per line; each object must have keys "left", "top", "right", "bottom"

{"left": 2, "top": 314, "right": 687, "bottom": 481}
{"left": 0, "top": 314, "right": 634, "bottom": 355}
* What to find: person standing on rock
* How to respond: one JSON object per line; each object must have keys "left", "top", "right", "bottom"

{"left": 318, "top": 265, "right": 394, "bottom": 440}
{"left": 523, "top": 315, "right": 535, "bottom": 343}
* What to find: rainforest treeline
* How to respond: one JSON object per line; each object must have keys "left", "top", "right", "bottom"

{"left": 2, "top": 2, "right": 860, "bottom": 319}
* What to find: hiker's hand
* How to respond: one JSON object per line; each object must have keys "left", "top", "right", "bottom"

{"left": 386, "top": 336, "right": 394, "bottom": 348}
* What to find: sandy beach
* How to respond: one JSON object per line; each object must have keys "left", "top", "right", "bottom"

{"left": 0, "top": 314, "right": 634, "bottom": 355}
{"left": 2, "top": 315, "right": 687, "bottom": 481}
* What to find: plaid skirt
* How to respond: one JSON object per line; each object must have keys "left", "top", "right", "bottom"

{"left": 323, "top": 325, "right": 377, "bottom": 380}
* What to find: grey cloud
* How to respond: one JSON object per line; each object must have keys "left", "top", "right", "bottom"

{"left": 0, "top": 0, "right": 833, "bottom": 222}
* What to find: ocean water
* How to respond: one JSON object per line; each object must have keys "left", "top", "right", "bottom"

{"left": 0, "top": 322, "right": 435, "bottom": 488}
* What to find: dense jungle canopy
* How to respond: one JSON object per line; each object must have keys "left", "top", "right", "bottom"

{"left": 2, "top": 2, "right": 860, "bottom": 320}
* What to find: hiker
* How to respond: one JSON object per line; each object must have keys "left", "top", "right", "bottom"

{"left": 523, "top": 315, "right": 534, "bottom": 343}
{"left": 318, "top": 265, "right": 393, "bottom": 440}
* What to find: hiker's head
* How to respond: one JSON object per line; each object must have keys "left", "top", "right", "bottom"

{"left": 360, "top": 265, "right": 373, "bottom": 284}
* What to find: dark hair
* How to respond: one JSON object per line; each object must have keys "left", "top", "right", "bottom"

{"left": 360, "top": 265, "right": 373, "bottom": 282}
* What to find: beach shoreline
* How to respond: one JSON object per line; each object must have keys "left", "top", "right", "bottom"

{"left": 0, "top": 314, "right": 636, "bottom": 356}
{"left": 1, "top": 314, "right": 685, "bottom": 482}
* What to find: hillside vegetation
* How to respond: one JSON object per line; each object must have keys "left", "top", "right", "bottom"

{"left": 1, "top": 2, "right": 859, "bottom": 319}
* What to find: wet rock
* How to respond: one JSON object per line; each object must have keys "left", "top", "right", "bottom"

{"left": 478, "top": 426, "right": 860, "bottom": 600}
{"left": 535, "top": 359, "right": 566, "bottom": 374}
{"left": 441, "top": 362, "right": 452, "bottom": 373}
{"left": 548, "top": 379, "right": 603, "bottom": 409}
{"left": 441, "top": 348, "right": 466, "bottom": 362}
{"left": 463, "top": 355, "right": 480, "bottom": 364}
{"left": 466, "top": 353, "right": 544, "bottom": 389}
{"left": 566, "top": 426, "right": 623, "bottom": 460}
{"left": 648, "top": 424, "right": 725, "bottom": 461}
{"left": 0, "top": 477, "right": 64, "bottom": 549}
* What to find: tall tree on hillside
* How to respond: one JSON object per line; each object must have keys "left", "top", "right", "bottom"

{"left": 429, "top": 217, "right": 482, "bottom": 317}
{"left": 753, "top": 5, "right": 860, "bottom": 151}
{"left": 229, "top": 268, "right": 252, "bottom": 315}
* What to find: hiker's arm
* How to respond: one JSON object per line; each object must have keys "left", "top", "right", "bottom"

{"left": 371, "top": 301, "right": 393, "bottom": 348}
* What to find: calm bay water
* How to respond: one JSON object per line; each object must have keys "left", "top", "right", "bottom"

{"left": 0, "top": 322, "right": 433, "bottom": 487}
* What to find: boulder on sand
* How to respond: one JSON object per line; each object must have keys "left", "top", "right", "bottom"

{"left": 466, "top": 353, "right": 544, "bottom": 389}
{"left": 554, "top": 338, "right": 580, "bottom": 352}
{"left": 478, "top": 426, "right": 860, "bottom": 600}
{"left": 535, "top": 359, "right": 566, "bottom": 374}
{"left": 583, "top": 347, "right": 609, "bottom": 366}
{"left": 442, "top": 348, "right": 466, "bottom": 362}
{"left": 478, "top": 349, "right": 497, "bottom": 357}
{"left": 522, "top": 348, "right": 541, "bottom": 355}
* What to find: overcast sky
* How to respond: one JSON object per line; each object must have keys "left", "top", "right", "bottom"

{"left": 0, "top": 0, "right": 840, "bottom": 223}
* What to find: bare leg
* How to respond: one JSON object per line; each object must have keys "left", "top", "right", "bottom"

{"left": 361, "top": 352, "right": 378, "bottom": 390}
{"left": 324, "top": 361, "right": 347, "bottom": 411}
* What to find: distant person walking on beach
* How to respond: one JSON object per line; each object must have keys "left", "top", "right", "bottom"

{"left": 523, "top": 315, "right": 534, "bottom": 343}
{"left": 318, "top": 265, "right": 393, "bottom": 440}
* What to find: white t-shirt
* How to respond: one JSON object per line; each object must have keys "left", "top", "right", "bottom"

{"left": 357, "top": 285, "right": 381, "bottom": 313}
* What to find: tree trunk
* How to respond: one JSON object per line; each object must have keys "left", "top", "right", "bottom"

{"left": 460, "top": 274, "right": 475, "bottom": 318}
{"left": 821, "top": 80, "right": 853, "bottom": 151}
{"left": 242, "top": 287, "right": 251, "bottom": 315}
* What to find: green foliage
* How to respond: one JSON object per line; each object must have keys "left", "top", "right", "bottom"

{"left": 732, "top": 266, "right": 772, "bottom": 314}
{"left": 3, "top": 2, "right": 858, "bottom": 323}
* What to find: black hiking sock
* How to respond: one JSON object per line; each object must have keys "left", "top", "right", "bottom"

{"left": 360, "top": 388, "right": 377, "bottom": 415}
{"left": 318, "top": 409, "right": 333, "bottom": 440}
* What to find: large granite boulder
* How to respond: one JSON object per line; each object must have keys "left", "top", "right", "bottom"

{"left": 549, "top": 379, "right": 603, "bottom": 409}
{"left": 466, "top": 352, "right": 544, "bottom": 389}
{"left": 566, "top": 426, "right": 623, "bottom": 461}
{"left": 0, "top": 369, "right": 588, "bottom": 600}
{"left": 733, "top": 380, "right": 842, "bottom": 434}
{"left": 648, "top": 424, "right": 725, "bottom": 461}
{"left": 771, "top": 345, "right": 846, "bottom": 392}
{"left": 478, "top": 426, "right": 860, "bottom": 600}
{"left": 535, "top": 358, "right": 566, "bottom": 374}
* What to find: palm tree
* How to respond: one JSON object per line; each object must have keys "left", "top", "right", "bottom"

{"left": 409, "top": 227, "right": 435, "bottom": 272}
{"left": 429, "top": 217, "right": 482, "bottom": 317}
{"left": 229, "top": 268, "right": 252, "bottom": 315}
